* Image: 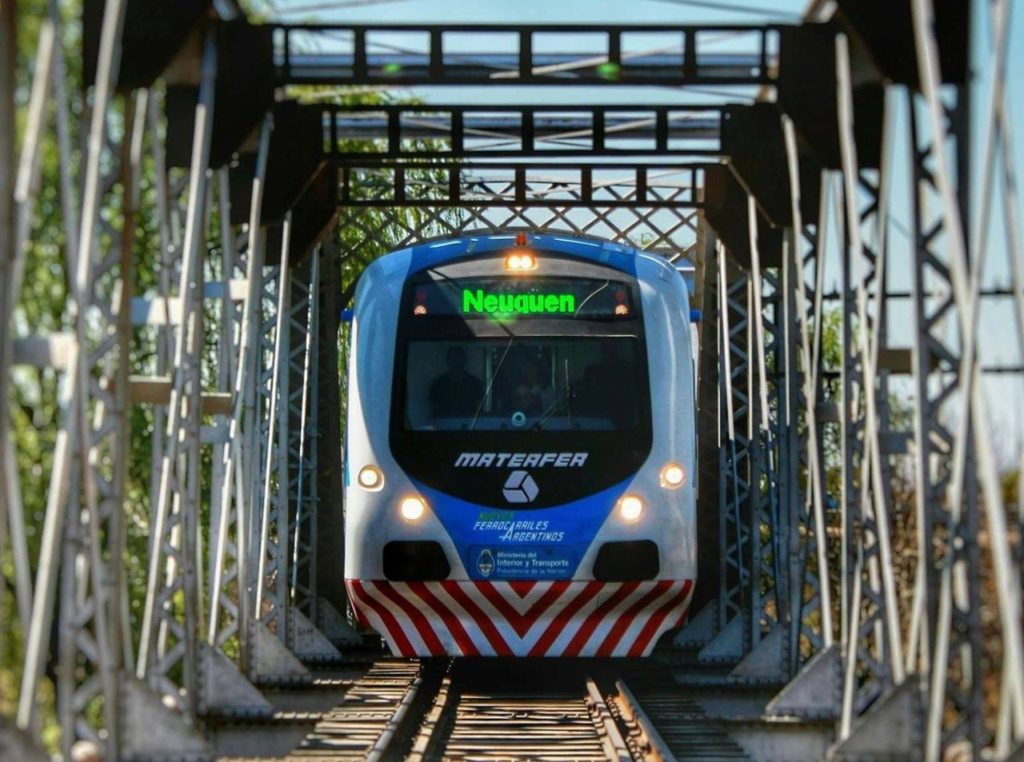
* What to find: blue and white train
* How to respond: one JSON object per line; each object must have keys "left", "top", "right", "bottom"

{"left": 344, "top": 232, "right": 697, "bottom": 657}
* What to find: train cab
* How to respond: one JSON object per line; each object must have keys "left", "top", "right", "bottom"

{"left": 344, "top": 232, "right": 697, "bottom": 657}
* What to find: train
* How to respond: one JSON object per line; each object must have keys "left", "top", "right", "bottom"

{"left": 343, "top": 231, "right": 697, "bottom": 657}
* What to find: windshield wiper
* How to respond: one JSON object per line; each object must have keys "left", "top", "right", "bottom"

{"left": 573, "top": 279, "right": 610, "bottom": 318}
{"left": 468, "top": 335, "right": 515, "bottom": 431}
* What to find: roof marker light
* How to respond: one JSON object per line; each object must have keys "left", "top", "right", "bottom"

{"left": 504, "top": 251, "right": 537, "bottom": 271}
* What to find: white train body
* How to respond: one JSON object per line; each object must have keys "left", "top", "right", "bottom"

{"left": 344, "top": 233, "right": 696, "bottom": 657}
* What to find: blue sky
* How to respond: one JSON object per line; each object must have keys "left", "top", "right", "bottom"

{"left": 264, "top": 0, "right": 806, "bottom": 25}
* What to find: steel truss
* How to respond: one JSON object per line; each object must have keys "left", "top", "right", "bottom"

{"left": 287, "top": 249, "right": 321, "bottom": 622}
{"left": 319, "top": 104, "right": 722, "bottom": 160}
{"left": 137, "top": 29, "right": 217, "bottom": 717}
{"left": 209, "top": 116, "right": 271, "bottom": 676}
{"left": 781, "top": 118, "right": 835, "bottom": 664}
{"left": 697, "top": 211, "right": 796, "bottom": 676}
{"left": 834, "top": 64, "right": 906, "bottom": 731}
{"left": 338, "top": 205, "right": 698, "bottom": 266}
{"left": 274, "top": 23, "right": 781, "bottom": 87}
{"left": 824, "top": 5, "right": 1024, "bottom": 758}
{"left": 8, "top": 2, "right": 210, "bottom": 758}
{"left": 717, "top": 252, "right": 755, "bottom": 647}
{"left": 907, "top": 0, "right": 1024, "bottom": 755}
{"left": 338, "top": 162, "right": 704, "bottom": 209}
{"left": 2, "top": 2, "right": 1023, "bottom": 760}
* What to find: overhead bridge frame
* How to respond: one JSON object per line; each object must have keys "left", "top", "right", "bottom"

{"left": 336, "top": 162, "right": 706, "bottom": 208}
{"left": 272, "top": 22, "right": 782, "bottom": 87}
{"left": 318, "top": 104, "right": 723, "bottom": 160}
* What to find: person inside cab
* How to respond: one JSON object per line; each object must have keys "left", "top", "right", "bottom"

{"left": 429, "top": 345, "right": 484, "bottom": 420}
{"left": 504, "top": 357, "right": 552, "bottom": 416}
{"left": 577, "top": 342, "right": 637, "bottom": 430}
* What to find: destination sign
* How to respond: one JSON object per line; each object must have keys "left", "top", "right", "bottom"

{"left": 462, "top": 289, "right": 575, "bottom": 316}
{"left": 407, "top": 276, "right": 634, "bottom": 319}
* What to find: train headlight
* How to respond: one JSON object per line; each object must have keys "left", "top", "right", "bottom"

{"left": 660, "top": 463, "right": 686, "bottom": 489}
{"left": 357, "top": 465, "right": 384, "bottom": 491}
{"left": 504, "top": 251, "right": 537, "bottom": 271}
{"left": 400, "top": 496, "right": 427, "bottom": 522}
{"left": 617, "top": 494, "right": 644, "bottom": 523}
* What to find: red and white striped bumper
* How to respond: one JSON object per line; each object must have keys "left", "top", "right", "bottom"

{"left": 345, "top": 579, "right": 693, "bottom": 657}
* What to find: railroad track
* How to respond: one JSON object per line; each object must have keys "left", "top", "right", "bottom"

{"left": 408, "top": 661, "right": 630, "bottom": 761}
{"left": 278, "top": 658, "right": 753, "bottom": 761}
{"left": 286, "top": 659, "right": 437, "bottom": 759}
{"left": 213, "top": 648, "right": 839, "bottom": 760}
{"left": 611, "top": 680, "right": 746, "bottom": 761}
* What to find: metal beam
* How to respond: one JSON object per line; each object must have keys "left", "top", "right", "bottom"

{"left": 320, "top": 104, "right": 722, "bottom": 160}
{"left": 273, "top": 23, "right": 782, "bottom": 87}
{"left": 338, "top": 162, "right": 705, "bottom": 209}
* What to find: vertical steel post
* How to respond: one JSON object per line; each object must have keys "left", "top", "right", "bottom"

{"left": 692, "top": 223, "right": 723, "bottom": 621}
{"left": 315, "top": 229, "right": 349, "bottom": 624}
{"left": 136, "top": 30, "right": 217, "bottom": 720}
{"left": 747, "top": 194, "right": 785, "bottom": 646}
{"left": 910, "top": 0, "right": 1024, "bottom": 754}
{"left": 13, "top": 12, "right": 80, "bottom": 735}
{"left": 58, "top": 0, "right": 128, "bottom": 752}
{"left": 255, "top": 215, "right": 293, "bottom": 641}
{"left": 717, "top": 245, "right": 753, "bottom": 645}
{"left": 781, "top": 116, "right": 834, "bottom": 659}
{"left": 836, "top": 36, "right": 905, "bottom": 735}
{"left": 291, "top": 249, "right": 321, "bottom": 617}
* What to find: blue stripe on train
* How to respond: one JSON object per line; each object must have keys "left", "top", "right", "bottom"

{"left": 412, "top": 478, "right": 631, "bottom": 580}
{"left": 405, "top": 233, "right": 639, "bottom": 277}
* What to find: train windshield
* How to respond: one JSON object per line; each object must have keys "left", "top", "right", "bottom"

{"left": 402, "top": 337, "right": 643, "bottom": 432}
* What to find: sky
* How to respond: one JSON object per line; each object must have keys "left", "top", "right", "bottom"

{"left": 262, "top": 0, "right": 807, "bottom": 26}
{"left": 257, "top": 0, "right": 1024, "bottom": 459}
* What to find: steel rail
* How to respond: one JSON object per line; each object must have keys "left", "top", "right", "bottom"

{"left": 405, "top": 672, "right": 457, "bottom": 762}
{"left": 365, "top": 660, "right": 446, "bottom": 761}
{"left": 587, "top": 677, "right": 633, "bottom": 762}
{"left": 288, "top": 659, "right": 432, "bottom": 758}
{"left": 614, "top": 679, "right": 675, "bottom": 762}
{"left": 355, "top": 661, "right": 646, "bottom": 762}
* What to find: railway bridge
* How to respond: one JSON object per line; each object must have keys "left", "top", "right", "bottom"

{"left": 1, "top": 0, "right": 1022, "bottom": 759}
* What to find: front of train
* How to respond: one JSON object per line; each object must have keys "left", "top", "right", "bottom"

{"left": 344, "top": 232, "right": 696, "bottom": 657}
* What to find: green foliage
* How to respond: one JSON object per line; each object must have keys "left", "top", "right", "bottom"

{"left": 2, "top": 0, "right": 81, "bottom": 734}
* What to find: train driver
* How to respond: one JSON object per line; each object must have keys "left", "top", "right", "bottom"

{"left": 428, "top": 345, "right": 484, "bottom": 419}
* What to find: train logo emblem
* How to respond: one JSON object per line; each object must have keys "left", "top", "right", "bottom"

{"left": 476, "top": 549, "right": 495, "bottom": 577}
{"left": 502, "top": 470, "right": 539, "bottom": 503}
